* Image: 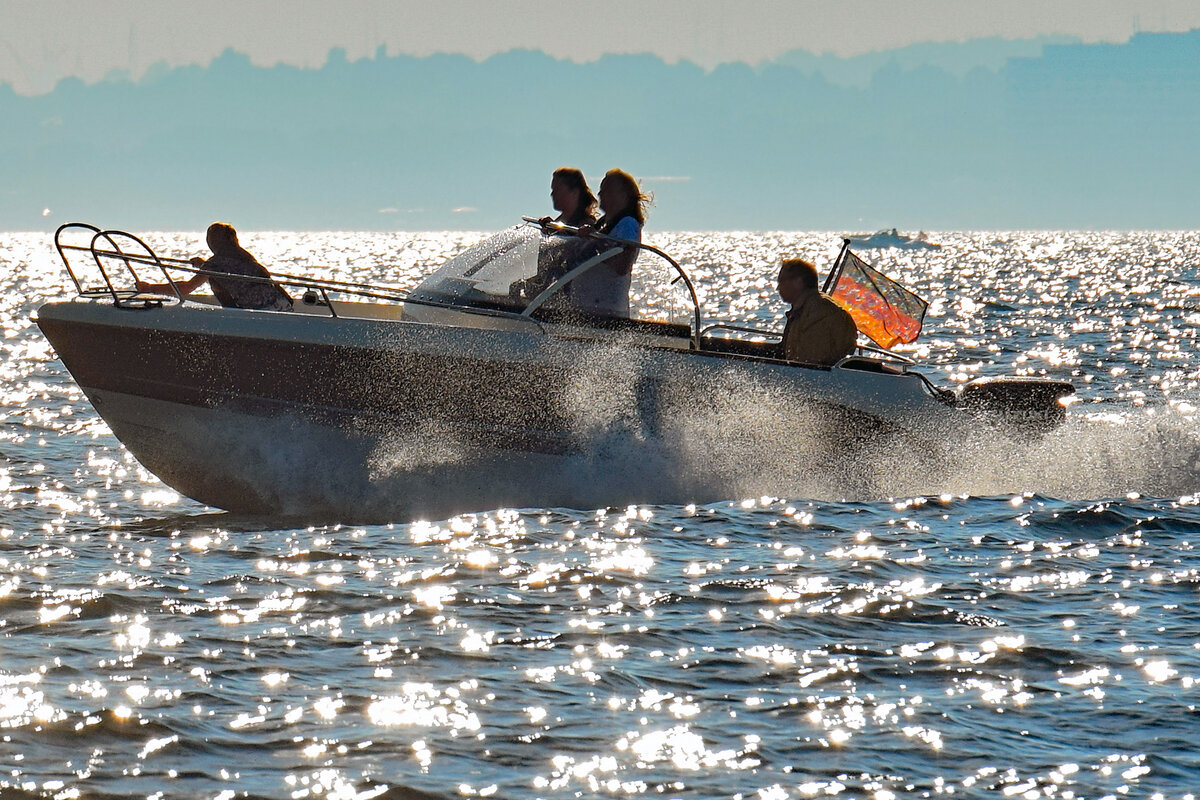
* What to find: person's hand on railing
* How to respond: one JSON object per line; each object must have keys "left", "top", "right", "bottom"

{"left": 136, "top": 271, "right": 207, "bottom": 297}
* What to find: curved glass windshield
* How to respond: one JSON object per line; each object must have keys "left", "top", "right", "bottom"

{"left": 407, "top": 225, "right": 610, "bottom": 314}
{"left": 406, "top": 223, "right": 699, "bottom": 337}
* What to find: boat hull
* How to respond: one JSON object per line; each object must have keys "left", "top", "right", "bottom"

{"left": 37, "top": 299, "right": 964, "bottom": 520}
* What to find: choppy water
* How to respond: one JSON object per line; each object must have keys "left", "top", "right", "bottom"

{"left": 4, "top": 229, "right": 1200, "bottom": 798}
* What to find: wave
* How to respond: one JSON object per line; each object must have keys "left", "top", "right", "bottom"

{"left": 161, "top": 386, "right": 1200, "bottom": 524}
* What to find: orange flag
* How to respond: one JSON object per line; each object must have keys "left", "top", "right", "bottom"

{"left": 828, "top": 249, "right": 927, "bottom": 349}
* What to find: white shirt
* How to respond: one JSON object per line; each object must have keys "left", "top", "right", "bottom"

{"left": 569, "top": 216, "right": 641, "bottom": 317}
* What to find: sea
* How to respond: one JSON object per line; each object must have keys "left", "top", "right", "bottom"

{"left": 3, "top": 229, "right": 1200, "bottom": 799}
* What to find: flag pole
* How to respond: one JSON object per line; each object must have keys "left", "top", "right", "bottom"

{"left": 822, "top": 238, "right": 852, "bottom": 294}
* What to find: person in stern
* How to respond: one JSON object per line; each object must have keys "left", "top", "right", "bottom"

{"left": 776, "top": 257, "right": 858, "bottom": 366}
{"left": 136, "top": 222, "right": 293, "bottom": 311}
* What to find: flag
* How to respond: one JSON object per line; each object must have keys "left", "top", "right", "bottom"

{"left": 828, "top": 249, "right": 927, "bottom": 349}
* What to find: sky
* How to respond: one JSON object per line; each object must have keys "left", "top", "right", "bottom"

{"left": 4, "top": 1, "right": 1199, "bottom": 230}
{"left": 5, "top": 0, "right": 1200, "bottom": 95}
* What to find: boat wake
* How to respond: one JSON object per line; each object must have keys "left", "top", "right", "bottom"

{"left": 160, "top": 344, "right": 1200, "bottom": 522}
{"left": 929, "top": 410, "right": 1200, "bottom": 501}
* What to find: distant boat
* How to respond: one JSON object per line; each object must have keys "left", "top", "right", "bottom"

{"left": 845, "top": 229, "right": 942, "bottom": 250}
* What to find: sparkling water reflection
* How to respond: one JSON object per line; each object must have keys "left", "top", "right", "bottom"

{"left": 2, "top": 230, "right": 1200, "bottom": 797}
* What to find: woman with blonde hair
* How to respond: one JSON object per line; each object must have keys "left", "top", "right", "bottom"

{"left": 570, "top": 168, "right": 650, "bottom": 318}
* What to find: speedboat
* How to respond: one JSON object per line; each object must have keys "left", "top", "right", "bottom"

{"left": 845, "top": 229, "right": 942, "bottom": 250}
{"left": 36, "top": 221, "right": 1071, "bottom": 520}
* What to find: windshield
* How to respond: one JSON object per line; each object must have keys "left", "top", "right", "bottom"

{"left": 406, "top": 223, "right": 699, "bottom": 336}
{"left": 407, "top": 225, "right": 610, "bottom": 314}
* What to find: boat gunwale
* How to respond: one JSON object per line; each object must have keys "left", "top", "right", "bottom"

{"left": 52, "top": 221, "right": 927, "bottom": 371}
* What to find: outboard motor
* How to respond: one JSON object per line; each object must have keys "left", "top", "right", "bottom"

{"left": 953, "top": 377, "right": 1075, "bottom": 436}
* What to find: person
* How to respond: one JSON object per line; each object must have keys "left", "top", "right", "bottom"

{"left": 568, "top": 168, "right": 648, "bottom": 318}
{"left": 544, "top": 167, "right": 597, "bottom": 228}
{"left": 136, "top": 222, "right": 292, "bottom": 311}
{"left": 515, "top": 169, "right": 598, "bottom": 303}
{"left": 776, "top": 257, "right": 858, "bottom": 366}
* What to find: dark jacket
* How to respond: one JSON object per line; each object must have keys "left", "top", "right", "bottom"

{"left": 203, "top": 252, "right": 293, "bottom": 311}
{"left": 782, "top": 290, "right": 858, "bottom": 366}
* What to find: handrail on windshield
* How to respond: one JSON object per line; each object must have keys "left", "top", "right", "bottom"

{"left": 521, "top": 218, "right": 703, "bottom": 349}
{"left": 519, "top": 246, "right": 624, "bottom": 317}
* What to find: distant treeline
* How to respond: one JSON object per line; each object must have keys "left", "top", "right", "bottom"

{"left": 3, "top": 31, "right": 1198, "bottom": 231}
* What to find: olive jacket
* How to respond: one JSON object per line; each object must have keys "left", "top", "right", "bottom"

{"left": 782, "top": 290, "right": 858, "bottom": 366}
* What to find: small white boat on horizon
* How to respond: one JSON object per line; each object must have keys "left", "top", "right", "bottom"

{"left": 845, "top": 229, "right": 942, "bottom": 250}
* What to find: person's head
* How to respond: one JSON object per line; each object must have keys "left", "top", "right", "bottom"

{"left": 550, "top": 167, "right": 596, "bottom": 219}
{"left": 598, "top": 169, "right": 649, "bottom": 225}
{"left": 205, "top": 222, "right": 240, "bottom": 256}
{"left": 777, "top": 258, "right": 819, "bottom": 304}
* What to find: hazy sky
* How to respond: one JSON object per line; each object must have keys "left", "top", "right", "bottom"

{"left": 4, "top": 0, "right": 1200, "bottom": 95}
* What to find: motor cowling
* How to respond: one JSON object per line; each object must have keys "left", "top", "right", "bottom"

{"left": 953, "top": 376, "right": 1075, "bottom": 435}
